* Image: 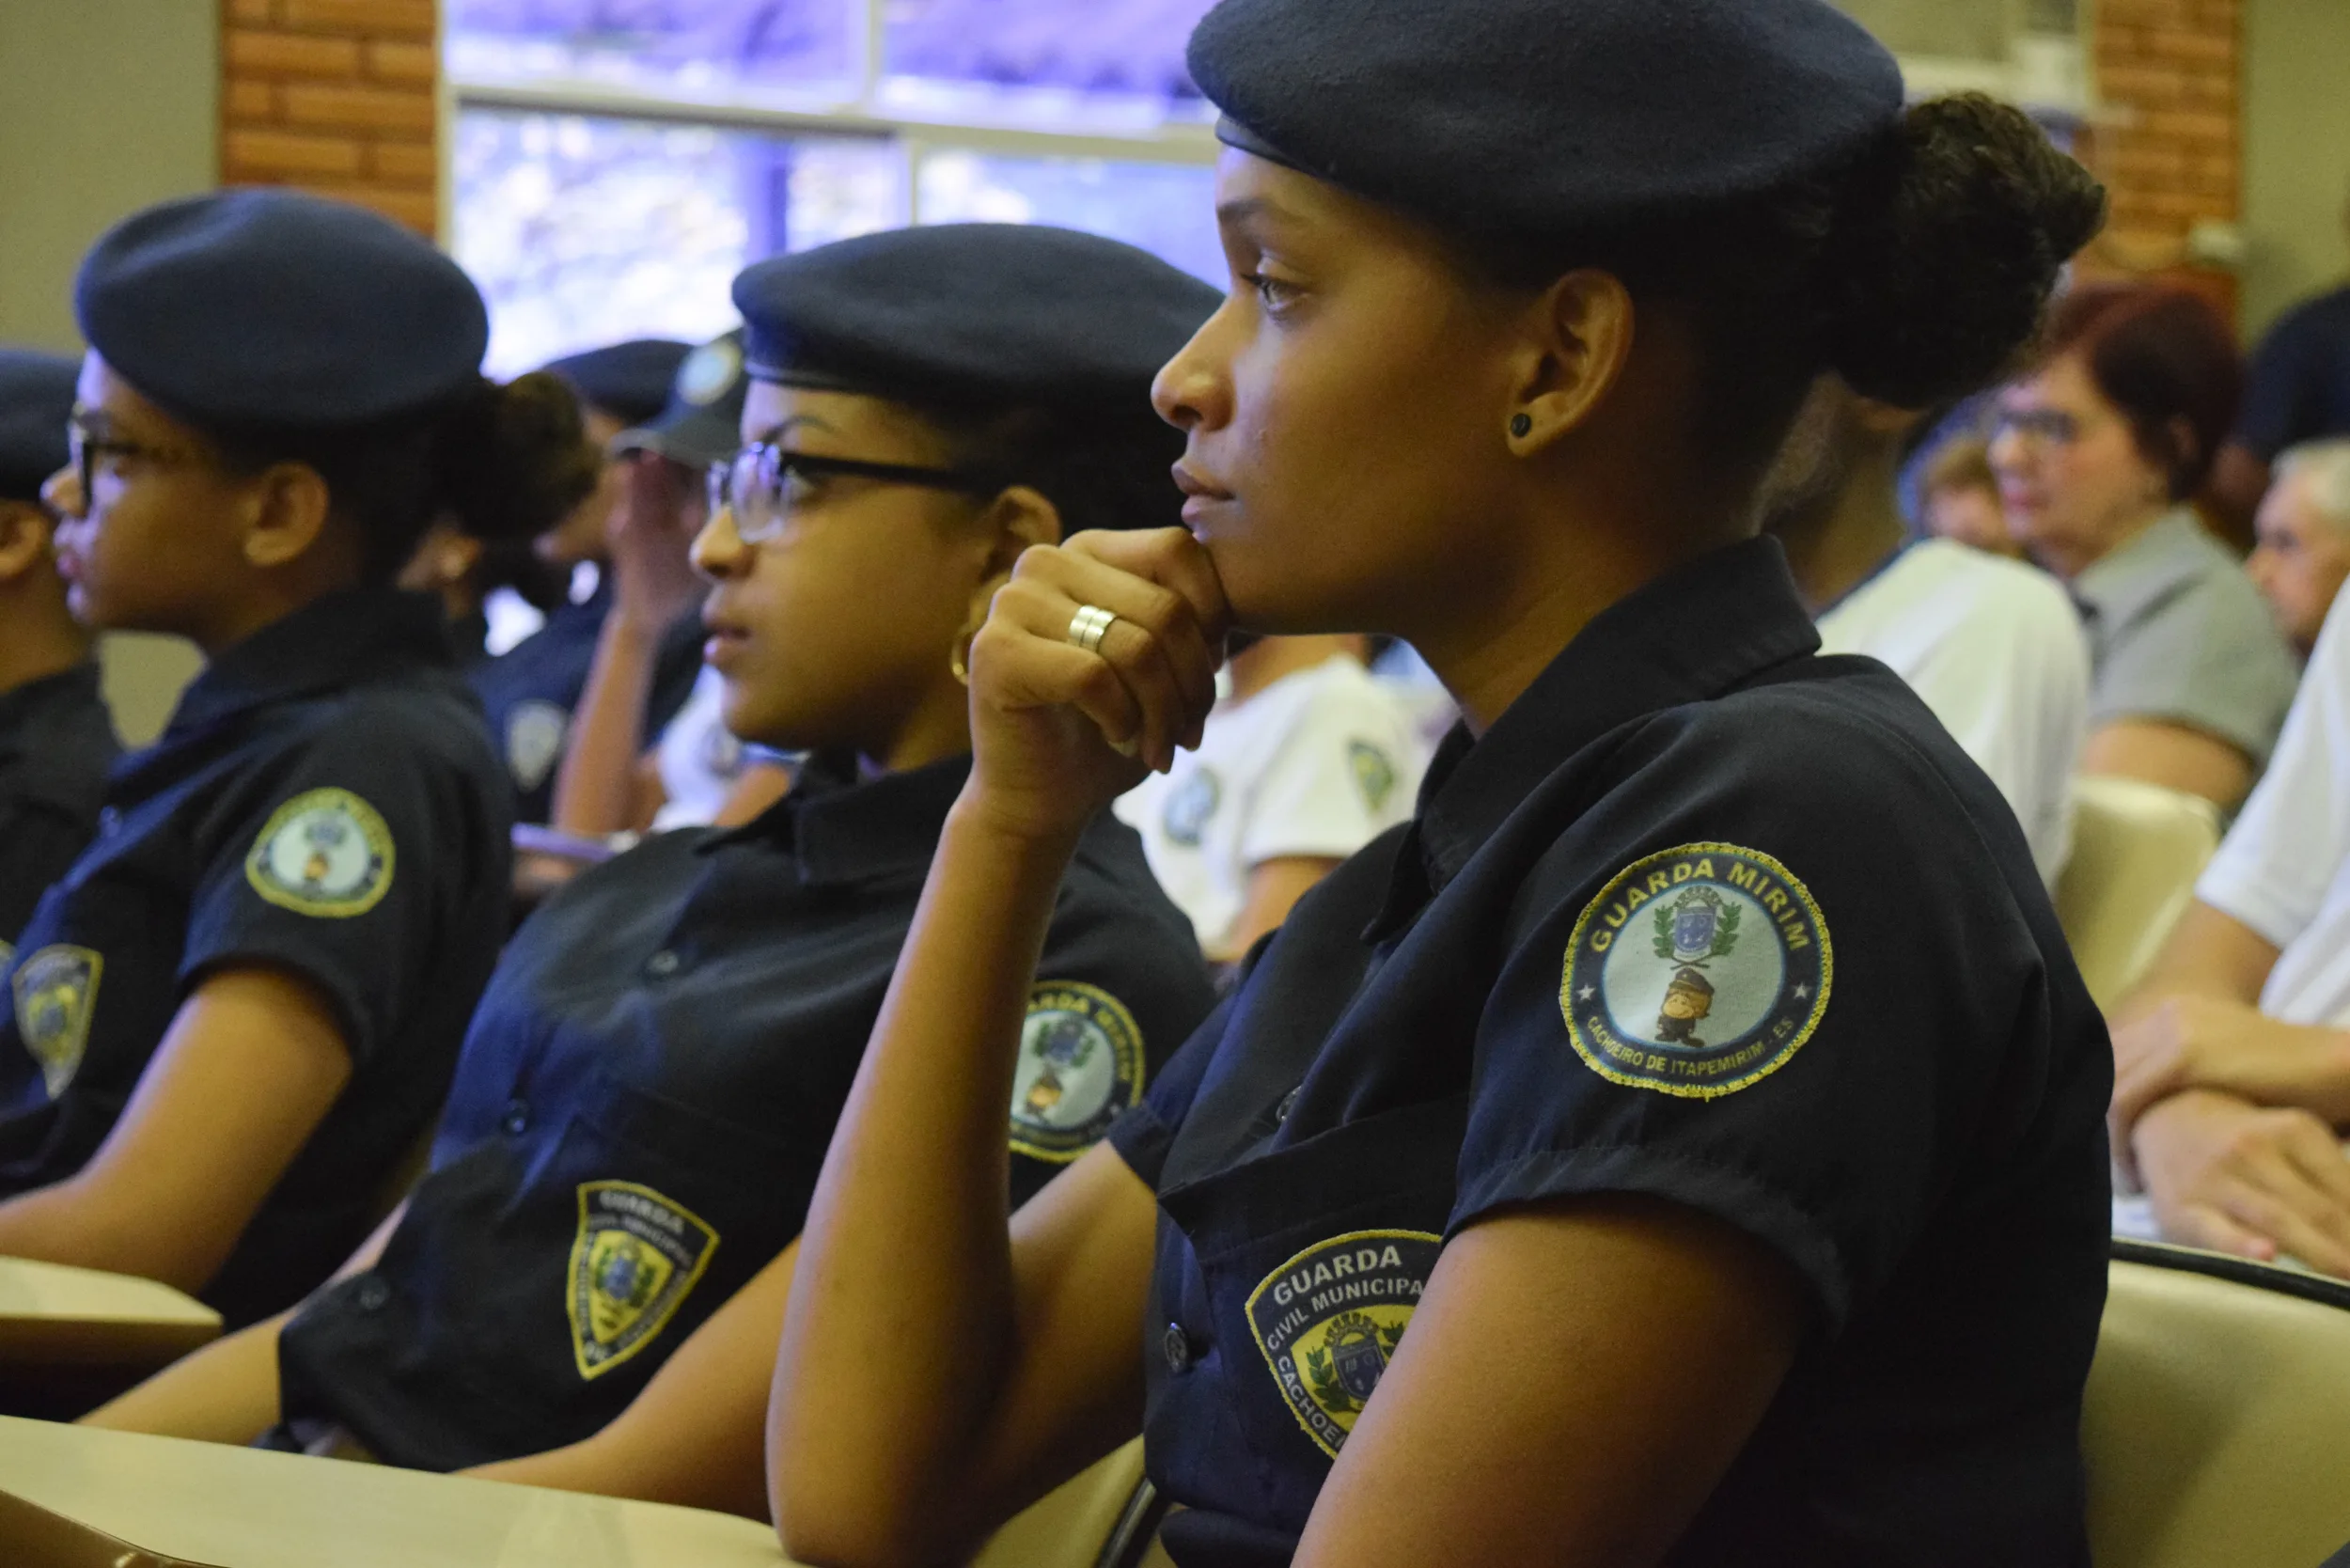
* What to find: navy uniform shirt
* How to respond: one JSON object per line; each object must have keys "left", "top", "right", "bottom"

{"left": 0, "top": 663, "right": 119, "bottom": 949}
{"left": 276, "top": 754, "right": 1216, "bottom": 1470}
{"left": 464, "top": 578, "right": 705, "bottom": 823}
{"left": 0, "top": 589, "right": 512, "bottom": 1327}
{"left": 1111, "top": 539, "right": 2111, "bottom": 1568}
{"left": 2238, "top": 285, "right": 2350, "bottom": 462}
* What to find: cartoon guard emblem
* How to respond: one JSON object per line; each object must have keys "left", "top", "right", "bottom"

{"left": 245, "top": 788, "right": 395, "bottom": 917}
{"left": 1561, "top": 841, "right": 1831, "bottom": 1099}
{"left": 12, "top": 946, "right": 102, "bottom": 1098}
{"left": 1247, "top": 1230, "right": 1441, "bottom": 1460}
{"left": 1009, "top": 981, "right": 1145, "bottom": 1162}
{"left": 568, "top": 1181, "right": 719, "bottom": 1380}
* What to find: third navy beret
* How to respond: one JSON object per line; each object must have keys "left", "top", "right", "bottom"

{"left": 74, "top": 189, "right": 489, "bottom": 431}
{"left": 613, "top": 331, "right": 750, "bottom": 470}
{"left": 1190, "top": 0, "right": 1905, "bottom": 239}
{"left": 732, "top": 225, "right": 1222, "bottom": 415}
{"left": 543, "top": 338, "right": 694, "bottom": 428}
{"left": 0, "top": 350, "right": 78, "bottom": 503}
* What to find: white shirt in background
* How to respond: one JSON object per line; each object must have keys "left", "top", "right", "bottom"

{"left": 1118, "top": 655, "right": 1432, "bottom": 957}
{"left": 649, "top": 665, "right": 749, "bottom": 832}
{"left": 1815, "top": 540, "right": 2092, "bottom": 885}
{"left": 2198, "top": 588, "right": 2350, "bottom": 1026}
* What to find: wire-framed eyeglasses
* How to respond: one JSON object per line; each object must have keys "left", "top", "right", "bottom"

{"left": 707, "top": 444, "right": 1001, "bottom": 545}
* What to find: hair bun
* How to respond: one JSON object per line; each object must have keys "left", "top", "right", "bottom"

{"left": 431, "top": 370, "right": 603, "bottom": 544}
{"left": 1816, "top": 94, "right": 2106, "bottom": 409}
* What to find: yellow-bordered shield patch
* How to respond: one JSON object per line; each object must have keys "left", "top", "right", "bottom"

{"left": 1560, "top": 840, "right": 1832, "bottom": 1099}
{"left": 1008, "top": 980, "right": 1144, "bottom": 1163}
{"left": 1246, "top": 1229, "right": 1440, "bottom": 1459}
{"left": 1347, "top": 741, "right": 1398, "bottom": 813}
{"left": 245, "top": 788, "right": 396, "bottom": 918}
{"left": 505, "top": 699, "right": 569, "bottom": 792}
{"left": 11, "top": 945, "right": 102, "bottom": 1098}
{"left": 566, "top": 1180, "right": 719, "bottom": 1381}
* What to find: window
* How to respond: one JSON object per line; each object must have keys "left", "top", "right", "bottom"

{"left": 448, "top": 0, "right": 1226, "bottom": 374}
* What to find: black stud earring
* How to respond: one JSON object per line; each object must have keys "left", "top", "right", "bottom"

{"left": 1509, "top": 414, "right": 1532, "bottom": 438}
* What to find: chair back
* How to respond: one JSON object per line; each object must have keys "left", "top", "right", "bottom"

{"left": 2054, "top": 777, "right": 2220, "bottom": 1008}
{"left": 2087, "top": 1240, "right": 2350, "bottom": 1568}
{"left": 970, "top": 1437, "right": 1154, "bottom": 1568}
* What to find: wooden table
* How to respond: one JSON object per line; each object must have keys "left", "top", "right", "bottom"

{"left": 0, "top": 1417, "right": 800, "bottom": 1567}
{"left": 0, "top": 1259, "right": 221, "bottom": 1368}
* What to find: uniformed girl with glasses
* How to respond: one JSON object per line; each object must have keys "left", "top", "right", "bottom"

{"left": 770, "top": 2, "right": 2117, "bottom": 1563}
{"left": 86, "top": 224, "right": 1220, "bottom": 1506}
{"left": 0, "top": 191, "right": 596, "bottom": 1329}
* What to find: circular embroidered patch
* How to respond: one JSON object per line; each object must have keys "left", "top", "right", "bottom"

{"left": 1162, "top": 767, "right": 1221, "bottom": 848}
{"left": 1559, "top": 841, "right": 1831, "bottom": 1099}
{"left": 506, "top": 699, "right": 570, "bottom": 792}
{"left": 1009, "top": 980, "right": 1144, "bottom": 1162}
{"left": 244, "top": 788, "right": 396, "bottom": 918}
{"left": 676, "top": 338, "right": 742, "bottom": 406}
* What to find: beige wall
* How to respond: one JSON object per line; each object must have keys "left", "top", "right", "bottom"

{"left": 2241, "top": 0, "right": 2350, "bottom": 339}
{"left": 0, "top": 0, "right": 218, "bottom": 742}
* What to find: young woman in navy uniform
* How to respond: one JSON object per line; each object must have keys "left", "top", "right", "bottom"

{"left": 0, "top": 191, "right": 595, "bottom": 1326}
{"left": 0, "top": 348, "right": 118, "bottom": 947}
{"left": 771, "top": 2, "right": 2116, "bottom": 1564}
{"left": 87, "top": 224, "right": 1222, "bottom": 1511}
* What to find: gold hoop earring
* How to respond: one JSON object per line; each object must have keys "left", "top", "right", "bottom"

{"left": 949, "top": 631, "right": 974, "bottom": 687}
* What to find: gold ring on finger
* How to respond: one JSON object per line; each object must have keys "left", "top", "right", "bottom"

{"left": 1067, "top": 604, "right": 1117, "bottom": 655}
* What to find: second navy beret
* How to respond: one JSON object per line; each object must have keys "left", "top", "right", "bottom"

{"left": 74, "top": 189, "right": 490, "bottom": 431}
{"left": 543, "top": 338, "right": 694, "bottom": 428}
{"left": 732, "top": 224, "right": 1222, "bottom": 414}
{"left": 0, "top": 349, "right": 78, "bottom": 503}
{"left": 1190, "top": 0, "right": 1905, "bottom": 239}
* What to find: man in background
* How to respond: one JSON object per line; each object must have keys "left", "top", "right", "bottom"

{"left": 2247, "top": 439, "right": 2350, "bottom": 657}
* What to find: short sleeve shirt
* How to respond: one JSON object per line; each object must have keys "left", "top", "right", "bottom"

{"left": 2070, "top": 510, "right": 2299, "bottom": 767}
{"left": 0, "top": 590, "right": 513, "bottom": 1326}
{"left": 0, "top": 663, "right": 119, "bottom": 950}
{"left": 1109, "top": 539, "right": 2112, "bottom": 1567}
{"left": 2236, "top": 287, "right": 2350, "bottom": 462}
{"left": 275, "top": 755, "right": 1217, "bottom": 1471}
{"left": 1816, "top": 541, "right": 2090, "bottom": 884}
{"left": 2199, "top": 586, "right": 2350, "bottom": 1024}
{"left": 463, "top": 578, "right": 704, "bottom": 823}
{"left": 1117, "top": 657, "right": 1432, "bottom": 954}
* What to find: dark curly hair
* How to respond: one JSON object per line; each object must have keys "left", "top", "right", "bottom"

{"left": 1463, "top": 93, "right": 2107, "bottom": 477}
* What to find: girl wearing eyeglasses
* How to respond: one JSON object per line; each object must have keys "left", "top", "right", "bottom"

{"left": 0, "top": 191, "right": 591, "bottom": 1329}
{"left": 769, "top": 1, "right": 2119, "bottom": 1563}
{"left": 86, "top": 223, "right": 1220, "bottom": 1503}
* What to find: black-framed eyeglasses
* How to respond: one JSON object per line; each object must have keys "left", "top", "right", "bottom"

{"left": 707, "top": 444, "right": 1001, "bottom": 545}
{"left": 1989, "top": 408, "right": 2086, "bottom": 447}
{"left": 65, "top": 415, "right": 204, "bottom": 517}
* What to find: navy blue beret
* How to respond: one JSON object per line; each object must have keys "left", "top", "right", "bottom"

{"left": 1190, "top": 0, "right": 1905, "bottom": 238}
{"left": 614, "top": 331, "right": 748, "bottom": 470}
{"left": 732, "top": 224, "right": 1221, "bottom": 414}
{"left": 0, "top": 350, "right": 78, "bottom": 503}
{"left": 542, "top": 338, "right": 693, "bottom": 428}
{"left": 74, "top": 189, "right": 489, "bottom": 431}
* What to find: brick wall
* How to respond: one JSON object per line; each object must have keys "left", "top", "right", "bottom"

{"left": 218, "top": 0, "right": 439, "bottom": 238}
{"left": 2076, "top": 0, "right": 2240, "bottom": 307}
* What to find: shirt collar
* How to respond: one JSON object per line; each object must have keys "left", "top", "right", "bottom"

{"left": 164, "top": 588, "right": 454, "bottom": 738}
{"left": 1368, "top": 536, "right": 1820, "bottom": 935}
{"left": 2070, "top": 508, "right": 2210, "bottom": 628}
{"left": 706, "top": 750, "right": 972, "bottom": 888}
{"left": 0, "top": 662, "right": 103, "bottom": 762}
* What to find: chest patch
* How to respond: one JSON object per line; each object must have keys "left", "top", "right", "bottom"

{"left": 1247, "top": 1229, "right": 1440, "bottom": 1460}
{"left": 245, "top": 789, "right": 395, "bottom": 918}
{"left": 568, "top": 1180, "right": 720, "bottom": 1381}
{"left": 1561, "top": 841, "right": 1831, "bottom": 1099}
{"left": 1348, "top": 741, "right": 1398, "bottom": 813}
{"left": 506, "top": 699, "right": 571, "bottom": 792}
{"left": 1161, "top": 767, "right": 1221, "bottom": 848}
{"left": 1008, "top": 981, "right": 1145, "bottom": 1163}
{"left": 11, "top": 945, "right": 102, "bottom": 1098}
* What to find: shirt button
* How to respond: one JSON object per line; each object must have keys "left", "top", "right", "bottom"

{"left": 97, "top": 808, "right": 120, "bottom": 837}
{"left": 353, "top": 1276, "right": 391, "bottom": 1312}
{"left": 1162, "top": 1322, "right": 1195, "bottom": 1373}
{"left": 501, "top": 1098, "right": 530, "bottom": 1137}
{"left": 645, "top": 949, "right": 682, "bottom": 979}
{"left": 1275, "top": 1088, "right": 1300, "bottom": 1125}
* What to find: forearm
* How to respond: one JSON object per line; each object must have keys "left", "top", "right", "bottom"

{"left": 551, "top": 613, "right": 666, "bottom": 835}
{"left": 2196, "top": 1021, "right": 2350, "bottom": 1124}
{"left": 80, "top": 1309, "right": 290, "bottom": 1441}
{"left": 770, "top": 799, "right": 1077, "bottom": 1560}
{"left": 0, "top": 1174, "right": 227, "bottom": 1294}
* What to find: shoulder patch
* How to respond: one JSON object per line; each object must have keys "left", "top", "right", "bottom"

{"left": 244, "top": 788, "right": 396, "bottom": 918}
{"left": 1559, "top": 841, "right": 1832, "bottom": 1099}
{"left": 568, "top": 1180, "right": 720, "bottom": 1381}
{"left": 11, "top": 945, "right": 102, "bottom": 1098}
{"left": 1009, "top": 980, "right": 1145, "bottom": 1163}
{"left": 1247, "top": 1229, "right": 1440, "bottom": 1459}
{"left": 1162, "top": 766, "right": 1221, "bottom": 847}
{"left": 506, "top": 699, "right": 571, "bottom": 792}
{"left": 1347, "top": 741, "right": 1398, "bottom": 813}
